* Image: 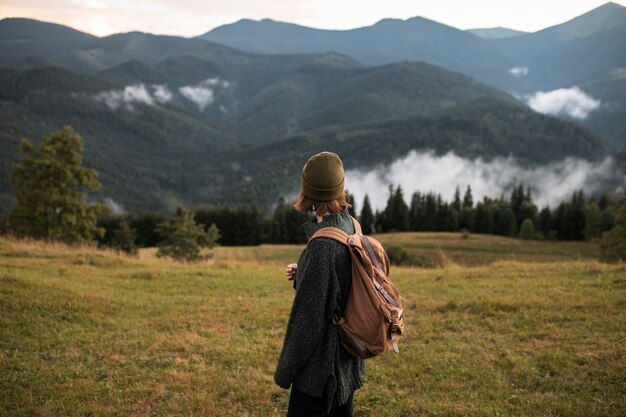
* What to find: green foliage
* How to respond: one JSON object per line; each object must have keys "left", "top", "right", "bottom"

{"left": 156, "top": 209, "right": 220, "bottom": 261}
{"left": 381, "top": 186, "right": 410, "bottom": 232}
{"left": 584, "top": 202, "right": 602, "bottom": 241}
{"left": 601, "top": 200, "right": 626, "bottom": 262}
{"left": 8, "top": 126, "right": 103, "bottom": 243}
{"left": 385, "top": 245, "right": 412, "bottom": 266}
{"left": 112, "top": 219, "right": 137, "bottom": 255}
{"left": 359, "top": 195, "right": 375, "bottom": 235}
{"left": 520, "top": 218, "right": 535, "bottom": 240}
{"left": 462, "top": 185, "right": 473, "bottom": 209}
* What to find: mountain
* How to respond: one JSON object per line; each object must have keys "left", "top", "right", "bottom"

{"left": 466, "top": 27, "right": 527, "bottom": 39}
{"left": 0, "top": 18, "right": 96, "bottom": 67}
{"left": 197, "top": 3, "right": 626, "bottom": 149}
{"left": 487, "top": 2, "right": 626, "bottom": 149}
{"left": 0, "top": 66, "right": 241, "bottom": 211}
{"left": 0, "top": 16, "right": 621, "bottom": 212}
{"left": 208, "top": 97, "right": 614, "bottom": 207}
{"left": 199, "top": 17, "right": 513, "bottom": 87}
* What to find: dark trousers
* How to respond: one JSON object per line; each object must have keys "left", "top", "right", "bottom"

{"left": 286, "top": 386, "right": 354, "bottom": 417}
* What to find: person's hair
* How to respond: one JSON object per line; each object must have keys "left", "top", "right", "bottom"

{"left": 293, "top": 189, "right": 352, "bottom": 216}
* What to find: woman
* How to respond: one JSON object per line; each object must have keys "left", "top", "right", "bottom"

{"left": 274, "top": 151, "right": 365, "bottom": 417}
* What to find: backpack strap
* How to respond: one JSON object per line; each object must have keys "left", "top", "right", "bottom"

{"left": 309, "top": 227, "right": 350, "bottom": 246}
{"left": 308, "top": 215, "right": 361, "bottom": 245}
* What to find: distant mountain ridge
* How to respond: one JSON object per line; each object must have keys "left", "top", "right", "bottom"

{"left": 197, "top": 2, "right": 626, "bottom": 149}
{"left": 466, "top": 27, "right": 527, "bottom": 39}
{"left": 0, "top": 8, "right": 623, "bottom": 212}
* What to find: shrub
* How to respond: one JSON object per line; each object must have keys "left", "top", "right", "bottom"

{"left": 601, "top": 200, "right": 626, "bottom": 262}
{"left": 156, "top": 209, "right": 220, "bottom": 262}
{"left": 520, "top": 218, "right": 535, "bottom": 240}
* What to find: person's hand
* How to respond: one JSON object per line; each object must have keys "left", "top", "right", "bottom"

{"left": 285, "top": 263, "right": 297, "bottom": 281}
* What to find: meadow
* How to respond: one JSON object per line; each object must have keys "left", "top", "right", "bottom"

{"left": 0, "top": 233, "right": 624, "bottom": 416}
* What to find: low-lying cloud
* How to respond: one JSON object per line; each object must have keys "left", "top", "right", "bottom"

{"left": 345, "top": 150, "right": 621, "bottom": 212}
{"left": 178, "top": 78, "right": 232, "bottom": 111}
{"left": 526, "top": 86, "right": 600, "bottom": 119}
{"left": 104, "top": 197, "right": 125, "bottom": 215}
{"left": 94, "top": 84, "right": 172, "bottom": 110}
{"left": 509, "top": 66, "right": 529, "bottom": 77}
{"left": 94, "top": 78, "right": 231, "bottom": 111}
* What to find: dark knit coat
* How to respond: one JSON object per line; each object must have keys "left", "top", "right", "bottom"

{"left": 274, "top": 209, "right": 365, "bottom": 410}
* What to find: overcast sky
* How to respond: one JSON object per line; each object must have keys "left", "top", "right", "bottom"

{"left": 1, "top": 0, "right": 624, "bottom": 37}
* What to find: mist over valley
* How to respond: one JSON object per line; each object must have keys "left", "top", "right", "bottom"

{"left": 1, "top": 3, "right": 625, "bottom": 212}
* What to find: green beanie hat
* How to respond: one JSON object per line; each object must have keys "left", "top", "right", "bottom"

{"left": 301, "top": 151, "right": 345, "bottom": 201}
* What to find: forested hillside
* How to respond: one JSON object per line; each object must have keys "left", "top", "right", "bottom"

{"left": 0, "top": 17, "right": 620, "bottom": 212}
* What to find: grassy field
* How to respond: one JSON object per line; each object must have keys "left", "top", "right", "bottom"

{"left": 151, "top": 232, "right": 601, "bottom": 268}
{"left": 0, "top": 234, "right": 624, "bottom": 416}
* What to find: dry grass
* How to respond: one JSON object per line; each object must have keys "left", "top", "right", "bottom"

{"left": 0, "top": 235, "right": 624, "bottom": 416}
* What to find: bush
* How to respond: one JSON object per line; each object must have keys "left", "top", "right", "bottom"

{"left": 386, "top": 245, "right": 411, "bottom": 266}
{"left": 520, "top": 218, "right": 535, "bottom": 240}
{"left": 601, "top": 200, "right": 626, "bottom": 263}
{"left": 156, "top": 209, "right": 220, "bottom": 262}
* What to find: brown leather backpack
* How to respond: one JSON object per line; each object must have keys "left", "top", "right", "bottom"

{"left": 309, "top": 217, "right": 404, "bottom": 358}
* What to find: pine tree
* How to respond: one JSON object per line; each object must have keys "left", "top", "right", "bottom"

{"left": 463, "top": 185, "right": 474, "bottom": 209}
{"left": 112, "top": 218, "right": 137, "bottom": 254}
{"left": 271, "top": 197, "right": 289, "bottom": 243}
{"left": 520, "top": 218, "right": 535, "bottom": 240}
{"left": 359, "top": 195, "right": 375, "bottom": 235}
{"left": 601, "top": 199, "right": 626, "bottom": 262}
{"left": 409, "top": 192, "right": 422, "bottom": 231}
{"left": 451, "top": 186, "right": 462, "bottom": 212}
{"left": 495, "top": 205, "right": 517, "bottom": 237}
{"left": 156, "top": 209, "right": 220, "bottom": 261}
{"left": 474, "top": 202, "right": 494, "bottom": 234}
{"left": 346, "top": 191, "right": 357, "bottom": 218}
{"left": 424, "top": 192, "right": 438, "bottom": 231}
{"left": 9, "top": 126, "right": 103, "bottom": 243}
{"left": 565, "top": 190, "right": 586, "bottom": 240}
{"left": 537, "top": 207, "right": 552, "bottom": 239}
{"left": 583, "top": 202, "right": 602, "bottom": 241}
{"left": 393, "top": 186, "right": 410, "bottom": 231}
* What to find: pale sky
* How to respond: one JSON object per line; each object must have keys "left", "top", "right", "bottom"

{"left": 1, "top": 0, "right": 624, "bottom": 37}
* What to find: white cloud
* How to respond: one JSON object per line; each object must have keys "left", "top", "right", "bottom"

{"left": 526, "top": 86, "right": 600, "bottom": 119}
{"left": 345, "top": 150, "right": 620, "bottom": 212}
{"left": 179, "top": 86, "right": 214, "bottom": 110}
{"left": 509, "top": 66, "right": 529, "bottom": 77}
{"left": 104, "top": 197, "right": 125, "bottom": 215}
{"left": 178, "top": 78, "right": 231, "bottom": 111}
{"left": 152, "top": 84, "right": 172, "bottom": 103}
{"left": 94, "top": 83, "right": 173, "bottom": 110}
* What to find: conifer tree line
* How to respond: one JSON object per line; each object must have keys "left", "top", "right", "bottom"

{"left": 91, "top": 184, "right": 623, "bottom": 252}
{"left": 2, "top": 126, "right": 625, "bottom": 262}
{"left": 372, "top": 184, "right": 620, "bottom": 241}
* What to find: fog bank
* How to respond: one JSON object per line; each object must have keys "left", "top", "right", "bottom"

{"left": 345, "top": 150, "right": 621, "bottom": 212}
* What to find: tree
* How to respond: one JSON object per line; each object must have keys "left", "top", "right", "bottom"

{"left": 112, "top": 219, "right": 138, "bottom": 254}
{"left": 359, "top": 195, "right": 375, "bottom": 235}
{"left": 474, "top": 201, "right": 494, "bottom": 234}
{"left": 537, "top": 207, "right": 552, "bottom": 239}
{"left": 495, "top": 205, "right": 517, "bottom": 237}
{"left": 346, "top": 191, "right": 357, "bottom": 218}
{"left": 462, "top": 185, "right": 474, "bottom": 209}
{"left": 601, "top": 200, "right": 626, "bottom": 262}
{"left": 451, "top": 187, "right": 462, "bottom": 212}
{"left": 9, "top": 126, "right": 103, "bottom": 243}
{"left": 386, "top": 186, "right": 410, "bottom": 231}
{"left": 520, "top": 218, "right": 534, "bottom": 240}
{"left": 156, "top": 209, "right": 220, "bottom": 261}
{"left": 583, "top": 202, "right": 602, "bottom": 241}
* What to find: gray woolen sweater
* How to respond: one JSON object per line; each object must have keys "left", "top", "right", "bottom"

{"left": 274, "top": 208, "right": 365, "bottom": 410}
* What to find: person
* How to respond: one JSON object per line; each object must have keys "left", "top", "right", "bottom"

{"left": 274, "top": 151, "right": 365, "bottom": 417}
